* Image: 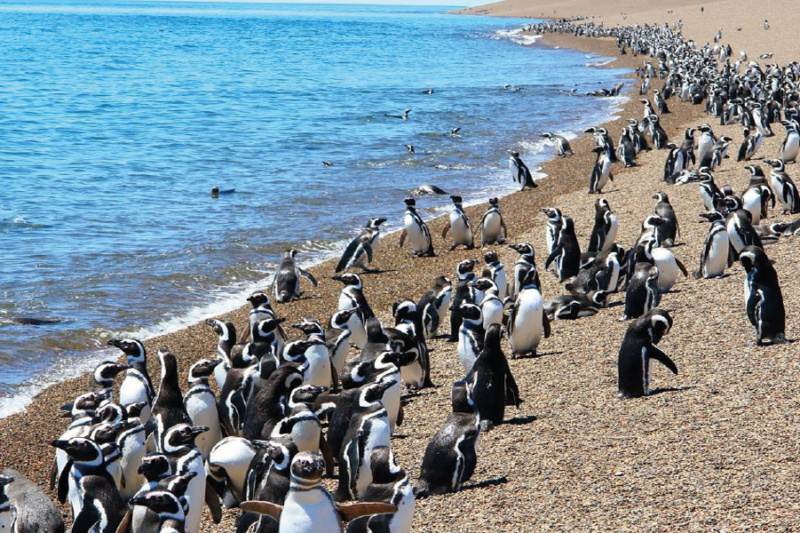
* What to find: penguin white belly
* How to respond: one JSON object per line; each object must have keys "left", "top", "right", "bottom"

{"left": 357, "top": 417, "right": 391, "bottom": 497}
{"left": 381, "top": 378, "right": 402, "bottom": 432}
{"left": 785, "top": 137, "right": 799, "bottom": 161}
{"left": 700, "top": 188, "right": 715, "bottom": 211}
{"left": 603, "top": 218, "right": 618, "bottom": 251}
{"left": 481, "top": 297, "right": 504, "bottom": 330}
{"left": 742, "top": 190, "right": 763, "bottom": 224}
{"left": 0, "top": 511, "right": 11, "bottom": 532}
{"left": 493, "top": 270, "right": 507, "bottom": 299}
{"left": 345, "top": 313, "right": 367, "bottom": 349}
{"left": 186, "top": 392, "right": 222, "bottom": 459}
{"left": 404, "top": 214, "right": 428, "bottom": 253}
{"left": 651, "top": 248, "right": 680, "bottom": 292}
{"left": 510, "top": 290, "right": 544, "bottom": 355}
{"left": 483, "top": 213, "right": 502, "bottom": 241}
{"left": 705, "top": 231, "right": 729, "bottom": 277}
{"left": 545, "top": 228, "right": 556, "bottom": 257}
{"left": 338, "top": 292, "right": 355, "bottom": 312}
{"left": 213, "top": 362, "right": 229, "bottom": 392}
{"left": 280, "top": 489, "right": 340, "bottom": 533}
{"left": 178, "top": 453, "right": 207, "bottom": 533}
{"left": 726, "top": 219, "right": 745, "bottom": 253}
{"left": 450, "top": 213, "right": 472, "bottom": 244}
{"left": 400, "top": 359, "right": 424, "bottom": 389}
{"left": 287, "top": 419, "right": 321, "bottom": 453}
{"left": 435, "top": 289, "right": 451, "bottom": 318}
{"left": 303, "top": 346, "right": 332, "bottom": 388}
{"left": 68, "top": 473, "right": 82, "bottom": 517}
{"left": 390, "top": 482, "right": 416, "bottom": 533}
{"left": 771, "top": 178, "right": 791, "bottom": 212}
{"left": 208, "top": 438, "right": 256, "bottom": 508}
{"left": 330, "top": 336, "right": 350, "bottom": 374}
{"left": 457, "top": 328, "right": 481, "bottom": 374}
{"left": 119, "top": 375, "right": 151, "bottom": 423}
{"left": 119, "top": 430, "right": 146, "bottom": 500}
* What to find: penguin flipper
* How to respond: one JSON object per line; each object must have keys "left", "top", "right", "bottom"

{"left": 57, "top": 458, "right": 72, "bottom": 504}
{"left": 362, "top": 242, "right": 373, "bottom": 264}
{"left": 398, "top": 230, "right": 407, "bottom": 248}
{"left": 336, "top": 502, "right": 398, "bottom": 522}
{"left": 505, "top": 370, "right": 521, "bottom": 408}
{"left": 205, "top": 481, "right": 223, "bottom": 523}
{"left": 543, "top": 313, "right": 552, "bottom": 338}
{"left": 544, "top": 247, "right": 560, "bottom": 270}
{"left": 675, "top": 257, "right": 689, "bottom": 277}
{"left": 115, "top": 510, "right": 133, "bottom": 533}
{"left": 298, "top": 268, "right": 318, "bottom": 287}
{"left": 49, "top": 456, "right": 58, "bottom": 490}
{"left": 320, "top": 434, "right": 336, "bottom": 478}
{"left": 336, "top": 239, "right": 361, "bottom": 273}
{"left": 240, "top": 501, "right": 283, "bottom": 521}
{"left": 441, "top": 221, "right": 451, "bottom": 239}
{"left": 648, "top": 346, "right": 678, "bottom": 375}
{"left": 397, "top": 402, "right": 404, "bottom": 426}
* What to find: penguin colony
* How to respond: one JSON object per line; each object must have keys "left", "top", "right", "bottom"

{"left": 6, "top": 17, "right": 800, "bottom": 533}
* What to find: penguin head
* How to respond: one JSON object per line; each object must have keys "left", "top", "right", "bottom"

{"left": 93, "top": 361, "right": 130, "bottom": 385}
{"left": 434, "top": 275, "right": 452, "bottom": 290}
{"left": 90, "top": 421, "right": 130, "bottom": 445}
{"left": 253, "top": 436, "right": 297, "bottom": 471}
{"left": 367, "top": 217, "right": 387, "bottom": 228}
{"left": 450, "top": 380, "right": 476, "bottom": 414}
{"left": 698, "top": 123, "right": 712, "bottom": 133}
{"left": 562, "top": 216, "right": 575, "bottom": 233}
{"left": 283, "top": 249, "right": 298, "bottom": 260}
{"left": 330, "top": 308, "right": 358, "bottom": 329}
{"left": 470, "top": 278, "right": 497, "bottom": 294}
{"left": 589, "top": 290, "right": 611, "bottom": 307}
{"left": 332, "top": 273, "right": 362, "bottom": 288}
{"left": 456, "top": 259, "right": 478, "bottom": 278}
{"left": 509, "top": 151, "right": 520, "bottom": 158}
{"left": 205, "top": 319, "right": 236, "bottom": 341}
{"left": 247, "top": 291, "right": 271, "bottom": 309}
{"left": 459, "top": 303, "right": 482, "bottom": 323}
{"left": 652, "top": 192, "right": 669, "bottom": 203}
{"left": 107, "top": 338, "right": 146, "bottom": 362}
{"left": 540, "top": 207, "right": 561, "bottom": 222}
{"left": 646, "top": 309, "right": 673, "bottom": 344}
{"left": 361, "top": 379, "right": 397, "bottom": 405}
{"left": 488, "top": 197, "right": 499, "bottom": 206}
{"left": 289, "top": 384, "right": 328, "bottom": 405}
{"left": 763, "top": 159, "right": 783, "bottom": 170}
{"left": 188, "top": 359, "right": 220, "bottom": 382}
{"left": 289, "top": 451, "right": 325, "bottom": 487}
{"left": 0, "top": 476, "right": 13, "bottom": 490}
{"left": 291, "top": 318, "right": 323, "bottom": 338}
{"left": 129, "top": 491, "right": 185, "bottom": 521}
{"left": 162, "top": 472, "right": 197, "bottom": 499}
{"left": 484, "top": 250, "right": 499, "bottom": 264}
{"left": 403, "top": 197, "right": 417, "bottom": 208}
{"left": 138, "top": 453, "right": 171, "bottom": 478}
{"left": 369, "top": 446, "right": 405, "bottom": 484}
{"left": 450, "top": 195, "right": 463, "bottom": 206}
{"left": 722, "top": 196, "right": 743, "bottom": 211}
{"left": 164, "top": 424, "right": 208, "bottom": 450}
{"left": 67, "top": 390, "right": 109, "bottom": 417}
{"left": 377, "top": 350, "right": 417, "bottom": 369}
{"left": 91, "top": 402, "right": 124, "bottom": 425}
{"left": 509, "top": 242, "right": 535, "bottom": 258}
{"left": 283, "top": 340, "right": 313, "bottom": 360}
{"left": 685, "top": 127, "right": 696, "bottom": 138}
{"left": 211, "top": 186, "right": 220, "bottom": 198}
{"left": 257, "top": 317, "right": 287, "bottom": 336}
{"left": 51, "top": 437, "right": 103, "bottom": 465}
{"left": 698, "top": 211, "right": 724, "bottom": 223}
{"left": 596, "top": 198, "right": 611, "bottom": 211}
{"left": 392, "top": 299, "right": 417, "bottom": 323}
{"left": 739, "top": 245, "right": 769, "bottom": 273}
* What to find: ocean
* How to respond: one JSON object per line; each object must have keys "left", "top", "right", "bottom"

{"left": 0, "top": 0, "right": 630, "bottom": 417}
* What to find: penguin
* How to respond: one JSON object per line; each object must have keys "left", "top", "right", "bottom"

{"left": 340, "top": 352, "right": 411, "bottom": 432}
{"left": 411, "top": 184, "right": 447, "bottom": 196}
{"left": 417, "top": 380, "right": 480, "bottom": 495}
{"left": 246, "top": 291, "right": 287, "bottom": 351}
{"left": 654, "top": 89, "right": 670, "bottom": 114}
{"left": 345, "top": 447, "right": 415, "bottom": 533}
{"left": 270, "top": 384, "right": 329, "bottom": 459}
{"left": 697, "top": 170, "right": 722, "bottom": 212}
{"left": 205, "top": 318, "right": 240, "bottom": 390}
{"left": 457, "top": 303, "right": 485, "bottom": 374}
{"left": 398, "top": 198, "right": 434, "bottom": 257}
{"left": 652, "top": 192, "right": 680, "bottom": 247}
{"left": 545, "top": 216, "right": 581, "bottom": 282}
{"left": 184, "top": 359, "right": 222, "bottom": 460}
{"left": 642, "top": 240, "right": 689, "bottom": 292}
{"left": 147, "top": 349, "right": 191, "bottom": 453}
{"left": 509, "top": 151, "right": 537, "bottom": 190}
{"left": 481, "top": 250, "right": 507, "bottom": 300}
{"left": 271, "top": 250, "right": 318, "bottom": 304}
{"left": 540, "top": 132, "right": 573, "bottom": 157}
{"left": 328, "top": 308, "right": 357, "bottom": 374}
{"left": 724, "top": 197, "right": 763, "bottom": 258}
{"left": 544, "top": 291, "right": 610, "bottom": 320}
{"left": 242, "top": 365, "right": 304, "bottom": 442}
{"left": 587, "top": 127, "right": 616, "bottom": 161}
{"left": 737, "top": 127, "right": 763, "bottom": 161}
{"left": 129, "top": 454, "right": 173, "bottom": 533}
{"left": 765, "top": 159, "right": 800, "bottom": 214}
{"left": 0, "top": 469, "right": 65, "bottom": 533}
{"left": 283, "top": 338, "right": 333, "bottom": 390}
{"left": 390, "top": 299, "right": 433, "bottom": 389}
{"left": 618, "top": 309, "right": 677, "bottom": 398}
{"left": 91, "top": 360, "right": 129, "bottom": 398}
{"left": 466, "top": 324, "right": 520, "bottom": 430}
{"left": 740, "top": 246, "right": 789, "bottom": 345}
{"left": 447, "top": 259, "right": 477, "bottom": 342}
{"left": 589, "top": 146, "right": 613, "bottom": 194}
{"left": 623, "top": 262, "right": 660, "bottom": 320}
{"left": 635, "top": 215, "right": 666, "bottom": 248}
{"left": 694, "top": 214, "right": 730, "bottom": 279}
{"left": 115, "top": 410, "right": 148, "bottom": 501}
{"left": 617, "top": 127, "right": 637, "bottom": 167}
{"left": 207, "top": 437, "right": 260, "bottom": 509}
{"left": 649, "top": 115, "right": 669, "bottom": 149}
{"left": 238, "top": 437, "right": 296, "bottom": 533}
{"left": 540, "top": 207, "right": 563, "bottom": 263}
{"left": 336, "top": 379, "right": 395, "bottom": 500}
{"left": 779, "top": 120, "right": 800, "bottom": 163}
{"left": 333, "top": 273, "right": 374, "bottom": 349}
{"left": 478, "top": 197, "right": 508, "bottom": 246}
{"left": 336, "top": 218, "right": 387, "bottom": 273}
{"left": 127, "top": 490, "right": 186, "bottom": 533}
{"left": 508, "top": 269, "right": 551, "bottom": 358}
{"left": 679, "top": 127, "right": 696, "bottom": 166}
{"left": 587, "top": 198, "right": 618, "bottom": 253}
{"left": 741, "top": 183, "right": 773, "bottom": 225}
{"left": 709, "top": 136, "right": 732, "bottom": 170}
{"left": 108, "top": 338, "right": 154, "bottom": 423}
{"left": 509, "top": 242, "right": 540, "bottom": 299}
{"left": 441, "top": 195, "right": 474, "bottom": 250}
{"left": 472, "top": 278, "right": 504, "bottom": 330}
{"left": 240, "top": 452, "right": 396, "bottom": 533}
{"left": 417, "top": 276, "right": 451, "bottom": 339}
{"left": 697, "top": 124, "right": 717, "bottom": 167}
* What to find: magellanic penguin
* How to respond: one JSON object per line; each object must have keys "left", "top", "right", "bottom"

{"left": 146, "top": 349, "right": 191, "bottom": 453}
{"left": 540, "top": 207, "right": 563, "bottom": 263}
{"left": 391, "top": 299, "right": 433, "bottom": 388}
{"left": 509, "top": 151, "right": 537, "bottom": 190}
{"left": 508, "top": 269, "right": 551, "bottom": 358}
{"left": 724, "top": 197, "right": 764, "bottom": 259}
{"left": 108, "top": 338, "right": 154, "bottom": 423}
{"left": 126, "top": 490, "right": 186, "bottom": 533}
{"left": 482, "top": 250, "right": 507, "bottom": 300}
{"left": 765, "top": 159, "right": 800, "bottom": 214}
{"left": 441, "top": 195, "right": 474, "bottom": 250}
{"left": 246, "top": 291, "right": 287, "bottom": 352}
{"left": 652, "top": 192, "right": 680, "bottom": 247}
{"left": 184, "top": 359, "right": 222, "bottom": 460}
{"left": 509, "top": 243, "right": 540, "bottom": 299}
{"left": 545, "top": 216, "right": 581, "bottom": 282}
{"left": 472, "top": 278, "right": 504, "bottom": 331}
{"left": 336, "top": 217, "right": 387, "bottom": 273}
{"left": 618, "top": 309, "right": 677, "bottom": 398}
{"left": 242, "top": 365, "right": 304, "bottom": 441}
{"left": 237, "top": 437, "right": 297, "bottom": 533}
{"left": 647, "top": 115, "right": 669, "bottom": 149}
{"left": 779, "top": 120, "right": 800, "bottom": 163}
{"left": 417, "top": 380, "right": 481, "bottom": 495}
{"left": 457, "top": 303, "right": 485, "bottom": 374}
{"left": 271, "top": 249, "right": 318, "bottom": 304}
{"left": 694, "top": 213, "right": 730, "bottom": 279}
{"left": 334, "top": 273, "right": 374, "bottom": 349}
{"left": 587, "top": 198, "right": 618, "bottom": 254}
{"left": 447, "top": 259, "right": 478, "bottom": 342}
{"left": 91, "top": 360, "right": 129, "bottom": 398}
{"left": 207, "top": 436, "right": 260, "bottom": 509}
{"left": 328, "top": 308, "right": 357, "bottom": 374}
{"left": 398, "top": 198, "right": 434, "bottom": 257}
{"left": 540, "top": 132, "right": 574, "bottom": 157}
{"left": 545, "top": 290, "right": 610, "bottom": 320}
{"left": 240, "top": 451, "right": 397, "bottom": 533}
{"left": 417, "top": 276, "right": 452, "bottom": 339}
{"left": 696, "top": 123, "right": 717, "bottom": 167}
{"left": 1, "top": 469, "right": 65, "bottom": 533}
{"left": 622, "top": 261, "right": 660, "bottom": 320}
{"left": 466, "top": 324, "right": 520, "bottom": 430}
{"left": 589, "top": 146, "right": 614, "bottom": 194}
{"left": 479, "top": 197, "right": 508, "bottom": 246}
{"left": 617, "top": 127, "right": 637, "bottom": 167}
{"left": 740, "top": 246, "right": 789, "bottom": 345}
{"left": 283, "top": 336, "right": 333, "bottom": 390}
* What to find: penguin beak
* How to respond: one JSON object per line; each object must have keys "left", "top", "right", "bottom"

{"left": 191, "top": 426, "right": 210, "bottom": 436}
{"left": 206, "top": 359, "right": 222, "bottom": 370}
{"left": 107, "top": 339, "right": 122, "bottom": 348}
{"left": 51, "top": 439, "right": 70, "bottom": 451}
{"left": 331, "top": 275, "right": 344, "bottom": 283}
{"left": 377, "top": 379, "right": 397, "bottom": 394}
{"left": 128, "top": 495, "right": 149, "bottom": 508}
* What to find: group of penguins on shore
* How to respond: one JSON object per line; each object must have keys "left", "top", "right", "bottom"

{"left": 6, "top": 16, "right": 800, "bottom": 533}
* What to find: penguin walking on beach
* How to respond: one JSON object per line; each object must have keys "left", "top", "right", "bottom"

{"left": 765, "top": 159, "right": 800, "bottom": 214}
{"left": 618, "top": 309, "right": 677, "bottom": 398}
{"left": 108, "top": 338, "right": 154, "bottom": 424}
{"left": 482, "top": 250, "right": 507, "bottom": 300}
{"left": 545, "top": 217, "right": 581, "bottom": 282}
{"left": 336, "top": 218, "right": 387, "bottom": 273}
{"left": 740, "top": 246, "right": 789, "bottom": 345}
{"left": 508, "top": 269, "right": 551, "bottom": 359}
{"left": 399, "top": 198, "right": 434, "bottom": 257}
{"left": 184, "top": 359, "right": 222, "bottom": 460}
{"left": 466, "top": 324, "right": 520, "bottom": 429}
{"left": 441, "top": 195, "right": 474, "bottom": 250}
{"left": 540, "top": 132, "right": 574, "bottom": 157}
{"left": 417, "top": 276, "right": 452, "bottom": 339}
{"left": 587, "top": 198, "right": 618, "bottom": 254}
{"left": 694, "top": 214, "right": 730, "bottom": 279}
{"left": 509, "top": 243, "right": 540, "bottom": 299}
{"left": 509, "top": 152, "right": 537, "bottom": 190}
{"left": 271, "top": 249, "right": 318, "bottom": 304}
{"left": 447, "top": 259, "right": 478, "bottom": 342}
{"left": 479, "top": 197, "right": 508, "bottom": 246}
{"left": 589, "top": 146, "right": 614, "bottom": 194}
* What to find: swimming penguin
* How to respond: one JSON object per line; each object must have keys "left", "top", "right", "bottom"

{"left": 184, "top": 359, "right": 222, "bottom": 460}
{"left": 345, "top": 447, "right": 415, "bottom": 533}
{"left": 508, "top": 269, "right": 550, "bottom": 358}
{"left": 508, "top": 242, "right": 540, "bottom": 299}
{"left": 336, "top": 218, "right": 387, "bottom": 273}
{"left": 386, "top": 109, "right": 411, "bottom": 120}
{"left": 466, "top": 324, "right": 520, "bottom": 430}
{"left": 417, "top": 380, "right": 480, "bottom": 495}
{"left": 779, "top": 120, "right": 800, "bottom": 163}
{"left": 545, "top": 216, "right": 581, "bottom": 282}
{"left": 618, "top": 309, "right": 677, "bottom": 398}
{"left": 509, "top": 151, "right": 537, "bottom": 190}
{"left": 472, "top": 278, "right": 504, "bottom": 330}
{"left": 108, "top": 338, "right": 154, "bottom": 423}
{"left": 441, "top": 195, "right": 474, "bottom": 250}
{"left": 623, "top": 262, "right": 660, "bottom": 320}
{"left": 540, "top": 132, "right": 574, "bottom": 157}
{"left": 587, "top": 198, "right": 618, "bottom": 253}
{"left": 541, "top": 207, "right": 563, "bottom": 262}
{"left": 765, "top": 159, "right": 800, "bottom": 214}
{"left": 398, "top": 198, "right": 434, "bottom": 257}
{"left": 589, "top": 146, "right": 614, "bottom": 194}
{"left": 694, "top": 214, "right": 730, "bottom": 279}
{"left": 411, "top": 185, "right": 448, "bottom": 196}
{"left": 271, "top": 250, "right": 318, "bottom": 304}
{"left": 240, "top": 451, "right": 396, "bottom": 533}
{"left": 740, "top": 246, "right": 789, "bottom": 345}
{"left": 652, "top": 192, "right": 680, "bottom": 247}
{"left": 479, "top": 197, "right": 508, "bottom": 246}
{"left": 336, "top": 379, "right": 395, "bottom": 500}
{"left": 1, "top": 469, "right": 65, "bottom": 533}
{"left": 334, "top": 273, "right": 374, "bottom": 349}
{"left": 545, "top": 290, "right": 610, "bottom": 320}
{"left": 447, "top": 259, "right": 478, "bottom": 342}
{"left": 417, "top": 275, "right": 452, "bottom": 339}
{"left": 457, "top": 303, "right": 485, "bottom": 374}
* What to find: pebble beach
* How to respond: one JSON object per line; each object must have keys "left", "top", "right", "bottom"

{"left": 5, "top": 1, "right": 800, "bottom": 531}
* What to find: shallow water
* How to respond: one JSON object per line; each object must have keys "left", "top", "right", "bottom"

{"left": 0, "top": 1, "right": 629, "bottom": 417}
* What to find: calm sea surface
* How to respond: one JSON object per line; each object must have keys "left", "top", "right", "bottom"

{"left": 0, "top": 0, "right": 629, "bottom": 416}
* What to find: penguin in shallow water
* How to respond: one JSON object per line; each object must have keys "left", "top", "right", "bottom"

{"left": 740, "top": 246, "right": 789, "bottom": 345}
{"left": 540, "top": 132, "right": 573, "bottom": 157}
{"left": 271, "top": 250, "right": 318, "bottom": 304}
{"left": 108, "top": 338, "right": 154, "bottom": 423}
{"left": 442, "top": 195, "right": 474, "bottom": 250}
{"left": 1, "top": 469, "right": 64, "bottom": 533}
{"left": 184, "top": 359, "right": 222, "bottom": 460}
{"left": 508, "top": 269, "right": 550, "bottom": 358}
{"left": 417, "top": 380, "right": 481, "bottom": 495}
{"left": 466, "top": 324, "right": 520, "bottom": 430}
{"left": 618, "top": 309, "right": 677, "bottom": 398}
{"left": 399, "top": 198, "right": 434, "bottom": 257}
{"left": 336, "top": 217, "right": 387, "bottom": 273}
{"left": 417, "top": 276, "right": 452, "bottom": 339}
{"left": 509, "top": 151, "right": 537, "bottom": 190}
{"left": 479, "top": 197, "right": 508, "bottom": 246}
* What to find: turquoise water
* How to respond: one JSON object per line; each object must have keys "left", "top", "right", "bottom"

{"left": 0, "top": 1, "right": 629, "bottom": 416}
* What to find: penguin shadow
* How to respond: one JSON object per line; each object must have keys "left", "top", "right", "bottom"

{"left": 511, "top": 350, "right": 562, "bottom": 360}
{"left": 503, "top": 414, "right": 537, "bottom": 426}
{"left": 360, "top": 269, "right": 397, "bottom": 275}
{"left": 606, "top": 301, "right": 624, "bottom": 309}
{"left": 401, "top": 389, "right": 436, "bottom": 404}
{"left": 647, "top": 385, "right": 696, "bottom": 396}
{"left": 459, "top": 476, "right": 509, "bottom": 493}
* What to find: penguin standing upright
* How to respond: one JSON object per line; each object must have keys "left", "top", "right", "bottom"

{"left": 328, "top": 308, "right": 357, "bottom": 374}
{"left": 283, "top": 336, "right": 333, "bottom": 390}
{"left": 509, "top": 151, "right": 537, "bottom": 190}
{"left": 649, "top": 115, "right": 668, "bottom": 149}
{"left": 148, "top": 349, "right": 191, "bottom": 452}
{"left": 697, "top": 124, "right": 717, "bottom": 167}
{"left": 472, "top": 278, "right": 504, "bottom": 330}
{"left": 481, "top": 250, "right": 507, "bottom": 300}
{"left": 441, "top": 195, "right": 474, "bottom": 250}
{"left": 694, "top": 214, "right": 730, "bottom": 279}
{"left": 652, "top": 192, "right": 680, "bottom": 247}
{"left": 623, "top": 262, "right": 660, "bottom": 320}
{"left": 479, "top": 197, "right": 508, "bottom": 246}
{"left": 508, "top": 269, "right": 551, "bottom": 358}
{"left": 246, "top": 291, "right": 287, "bottom": 352}
{"left": 271, "top": 250, "right": 318, "bottom": 304}
{"left": 399, "top": 198, "right": 434, "bottom": 257}
{"left": 765, "top": 159, "right": 800, "bottom": 214}
{"left": 162, "top": 424, "right": 216, "bottom": 533}
{"left": 108, "top": 338, "right": 154, "bottom": 423}
{"left": 447, "top": 260, "right": 477, "bottom": 342}
{"left": 336, "top": 218, "right": 387, "bottom": 273}
{"left": 617, "top": 127, "right": 637, "bottom": 167}
{"left": 545, "top": 217, "right": 581, "bottom": 282}
{"left": 618, "top": 310, "right": 677, "bottom": 398}
{"left": 779, "top": 120, "right": 800, "bottom": 163}
{"left": 589, "top": 146, "right": 614, "bottom": 194}
{"left": 391, "top": 299, "right": 433, "bottom": 389}
{"left": 333, "top": 273, "right": 374, "bottom": 349}
{"left": 740, "top": 246, "right": 789, "bottom": 345}
{"left": 115, "top": 409, "right": 147, "bottom": 501}
{"left": 540, "top": 207, "right": 563, "bottom": 262}
{"left": 417, "top": 381, "right": 480, "bottom": 495}
{"left": 508, "top": 243, "right": 539, "bottom": 299}
{"left": 184, "top": 359, "right": 222, "bottom": 460}
{"left": 417, "top": 276, "right": 451, "bottom": 339}
{"left": 466, "top": 324, "right": 520, "bottom": 429}
{"left": 587, "top": 198, "right": 618, "bottom": 253}
{"left": 457, "top": 303, "right": 485, "bottom": 374}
